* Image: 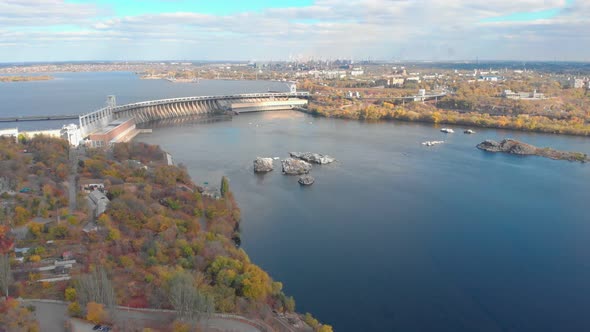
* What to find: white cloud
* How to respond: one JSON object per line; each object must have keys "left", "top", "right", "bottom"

{"left": 0, "top": 0, "right": 588, "bottom": 61}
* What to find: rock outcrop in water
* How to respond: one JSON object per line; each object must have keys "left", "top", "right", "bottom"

{"left": 289, "top": 152, "right": 335, "bottom": 165}
{"left": 298, "top": 175, "right": 315, "bottom": 186}
{"left": 253, "top": 157, "right": 274, "bottom": 173}
{"left": 477, "top": 139, "right": 589, "bottom": 162}
{"left": 282, "top": 158, "right": 312, "bottom": 175}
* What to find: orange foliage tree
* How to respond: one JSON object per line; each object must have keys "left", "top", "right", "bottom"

{"left": 86, "top": 302, "right": 108, "bottom": 324}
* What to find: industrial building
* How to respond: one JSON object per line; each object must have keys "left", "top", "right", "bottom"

{"left": 87, "top": 117, "right": 138, "bottom": 148}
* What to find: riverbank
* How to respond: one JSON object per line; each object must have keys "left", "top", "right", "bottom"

{"left": 0, "top": 135, "right": 329, "bottom": 331}
{"left": 305, "top": 100, "right": 590, "bottom": 137}
{"left": 0, "top": 75, "right": 53, "bottom": 82}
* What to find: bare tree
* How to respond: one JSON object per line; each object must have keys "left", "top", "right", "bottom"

{"left": 0, "top": 254, "right": 11, "bottom": 298}
{"left": 76, "top": 267, "right": 116, "bottom": 310}
{"left": 168, "top": 271, "right": 213, "bottom": 322}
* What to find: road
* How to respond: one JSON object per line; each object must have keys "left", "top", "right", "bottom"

{"left": 23, "top": 299, "right": 266, "bottom": 332}
{"left": 67, "top": 147, "right": 79, "bottom": 214}
{"left": 24, "top": 300, "right": 68, "bottom": 332}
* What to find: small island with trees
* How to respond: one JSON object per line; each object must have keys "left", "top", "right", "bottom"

{"left": 477, "top": 139, "right": 589, "bottom": 162}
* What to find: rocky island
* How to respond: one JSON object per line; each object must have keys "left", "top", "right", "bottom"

{"left": 298, "top": 175, "right": 315, "bottom": 186}
{"left": 289, "top": 152, "right": 335, "bottom": 165}
{"left": 477, "top": 139, "right": 589, "bottom": 162}
{"left": 253, "top": 157, "right": 274, "bottom": 172}
{"left": 282, "top": 158, "right": 312, "bottom": 175}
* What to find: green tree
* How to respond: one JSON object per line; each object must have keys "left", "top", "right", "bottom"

{"left": 49, "top": 225, "right": 69, "bottom": 239}
{"left": 220, "top": 176, "right": 229, "bottom": 198}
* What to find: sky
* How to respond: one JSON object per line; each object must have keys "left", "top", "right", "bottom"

{"left": 0, "top": 0, "right": 587, "bottom": 62}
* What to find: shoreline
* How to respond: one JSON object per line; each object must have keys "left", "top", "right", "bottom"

{"left": 0, "top": 75, "right": 53, "bottom": 83}
{"left": 301, "top": 107, "right": 590, "bottom": 138}
{"left": 126, "top": 134, "right": 327, "bottom": 329}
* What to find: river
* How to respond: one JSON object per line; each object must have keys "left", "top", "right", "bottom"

{"left": 3, "top": 72, "right": 590, "bottom": 331}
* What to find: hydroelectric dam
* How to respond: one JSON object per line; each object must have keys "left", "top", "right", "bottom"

{"left": 77, "top": 91, "right": 309, "bottom": 147}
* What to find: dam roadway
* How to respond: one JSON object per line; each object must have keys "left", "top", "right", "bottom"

{"left": 0, "top": 114, "right": 80, "bottom": 122}
{"left": 79, "top": 92, "right": 310, "bottom": 137}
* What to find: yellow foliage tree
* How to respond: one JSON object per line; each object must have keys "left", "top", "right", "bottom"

{"left": 14, "top": 206, "right": 31, "bottom": 225}
{"left": 67, "top": 302, "right": 82, "bottom": 317}
{"left": 106, "top": 227, "right": 120, "bottom": 241}
{"left": 29, "top": 223, "right": 43, "bottom": 238}
{"left": 65, "top": 287, "right": 77, "bottom": 302}
{"left": 318, "top": 325, "right": 334, "bottom": 332}
{"left": 241, "top": 264, "right": 271, "bottom": 301}
{"left": 28, "top": 255, "right": 41, "bottom": 263}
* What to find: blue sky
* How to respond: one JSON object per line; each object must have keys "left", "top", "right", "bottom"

{"left": 483, "top": 0, "right": 574, "bottom": 22}
{"left": 1, "top": 0, "right": 588, "bottom": 62}
{"left": 67, "top": 0, "right": 314, "bottom": 16}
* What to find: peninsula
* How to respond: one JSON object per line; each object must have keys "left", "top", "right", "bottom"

{"left": 0, "top": 137, "right": 331, "bottom": 331}
{"left": 477, "top": 139, "right": 589, "bottom": 162}
{"left": 0, "top": 75, "right": 53, "bottom": 82}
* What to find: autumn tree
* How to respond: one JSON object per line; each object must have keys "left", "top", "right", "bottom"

{"left": 14, "top": 206, "right": 31, "bottom": 225}
{"left": 65, "top": 287, "right": 77, "bottom": 302}
{"left": 86, "top": 302, "right": 108, "bottom": 324}
{"left": 284, "top": 296, "right": 296, "bottom": 313}
{"left": 168, "top": 271, "right": 213, "bottom": 321}
{"left": 0, "top": 226, "right": 13, "bottom": 253}
{"left": 240, "top": 264, "right": 271, "bottom": 301}
{"left": 67, "top": 302, "right": 82, "bottom": 317}
{"left": 0, "top": 298, "right": 40, "bottom": 332}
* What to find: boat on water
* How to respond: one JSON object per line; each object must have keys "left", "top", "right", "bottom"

{"left": 421, "top": 140, "right": 444, "bottom": 146}
{"left": 440, "top": 128, "right": 454, "bottom": 133}
{"left": 464, "top": 129, "right": 476, "bottom": 134}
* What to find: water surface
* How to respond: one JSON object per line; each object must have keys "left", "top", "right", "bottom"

{"left": 4, "top": 72, "right": 590, "bottom": 331}
{"left": 138, "top": 111, "right": 590, "bottom": 332}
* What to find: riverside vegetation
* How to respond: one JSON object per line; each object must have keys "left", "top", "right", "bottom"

{"left": 302, "top": 80, "right": 590, "bottom": 136}
{"left": 0, "top": 137, "right": 332, "bottom": 331}
{"left": 0, "top": 76, "right": 53, "bottom": 83}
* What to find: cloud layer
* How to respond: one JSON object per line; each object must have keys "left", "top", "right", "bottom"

{"left": 1, "top": 0, "right": 587, "bottom": 62}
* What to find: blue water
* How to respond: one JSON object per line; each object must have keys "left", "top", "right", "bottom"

{"left": 139, "top": 114, "right": 590, "bottom": 332}
{"left": 3, "top": 72, "right": 590, "bottom": 331}
{"left": 0, "top": 71, "right": 286, "bottom": 130}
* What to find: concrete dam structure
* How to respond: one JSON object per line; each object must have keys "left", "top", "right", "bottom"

{"left": 79, "top": 92, "right": 309, "bottom": 139}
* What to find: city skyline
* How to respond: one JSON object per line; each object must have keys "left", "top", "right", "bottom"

{"left": 1, "top": 0, "right": 588, "bottom": 62}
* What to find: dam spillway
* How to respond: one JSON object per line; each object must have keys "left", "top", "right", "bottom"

{"left": 79, "top": 92, "right": 309, "bottom": 138}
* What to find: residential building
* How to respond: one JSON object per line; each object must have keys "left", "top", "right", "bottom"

{"left": 479, "top": 75, "right": 500, "bottom": 82}
{"left": 87, "top": 189, "right": 110, "bottom": 218}
{"left": 350, "top": 68, "right": 364, "bottom": 76}
{"left": 503, "top": 90, "right": 546, "bottom": 100}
